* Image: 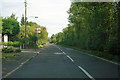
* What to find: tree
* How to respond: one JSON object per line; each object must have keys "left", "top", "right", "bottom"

{"left": 50, "top": 2, "right": 119, "bottom": 55}
{"left": 17, "top": 21, "right": 48, "bottom": 47}
{"left": 2, "top": 14, "right": 20, "bottom": 41}
{"left": 0, "top": 17, "right": 2, "bottom": 34}
{"left": 21, "top": 14, "right": 25, "bottom": 26}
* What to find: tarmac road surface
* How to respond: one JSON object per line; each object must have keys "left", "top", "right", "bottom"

{"left": 5, "top": 43, "right": 120, "bottom": 79}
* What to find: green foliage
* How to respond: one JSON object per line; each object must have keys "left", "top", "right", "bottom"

{"left": 2, "top": 14, "right": 20, "bottom": 42}
{"left": 4, "top": 41, "right": 20, "bottom": 47}
{"left": 2, "top": 47, "right": 14, "bottom": 53}
{"left": 0, "top": 17, "right": 2, "bottom": 34}
{"left": 38, "top": 27, "right": 48, "bottom": 45}
{"left": 2, "top": 47, "right": 7, "bottom": 52}
{"left": 20, "top": 14, "right": 25, "bottom": 26}
{"left": 13, "top": 41, "right": 20, "bottom": 47}
{"left": 2, "top": 42, "right": 5, "bottom": 45}
{"left": 27, "top": 21, "right": 38, "bottom": 26}
{"left": 38, "top": 45, "right": 44, "bottom": 48}
{"left": 2, "top": 14, "right": 20, "bottom": 36}
{"left": 50, "top": 2, "right": 119, "bottom": 55}
{"left": 6, "top": 41, "right": 13, "bottom": 46}
{"left": 2, "top": 47, "right": 21, "bottom": 53}
{"left": 17, "top": 20, "right": 48, "bottom": 48}
{"left": 2, "top": 53, "right": 23, "bottom": 60}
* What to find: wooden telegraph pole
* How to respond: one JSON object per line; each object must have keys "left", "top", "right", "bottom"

{"left": 25, "top": 0, "right": 27, "bottom": 48}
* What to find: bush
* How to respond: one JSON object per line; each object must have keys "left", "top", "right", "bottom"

{"left": 2, "top": 47, "right": 21, "bottom": 53}
{"left": 14, "top": 49, "right": 21, "bottom": 53}
{"left": 2, "top": 47, "right": 14, "bottom": 53}
{"left": 2, "top": 47, "right": 8, "bottom": 52}
{"left": 39, "top": 45, "right": 44, "bottom": 48}
{"left": 8, "top": 47, "right": 14, "bottom": 53}
{"left": 6, "top": 41, "right": 13, "bottom": 46}
{"left": 13, "top": 41, "right": 20, "bottom": 47}
{"left": 2, "top": 42, "right": 7, "bottom": 45}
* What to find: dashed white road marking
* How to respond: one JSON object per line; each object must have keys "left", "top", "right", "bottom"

{"left": 55, "top": 45, "right": 95, "bottom": 80}
{"left": 55, "top": 45, "right": 66, "bottom": 55}
{"left": 67, "top": 55, "right": 74, "bottom": 62}
{"left": 56, "top": 45, "right": 74, "bottom": 62}
{"left": 78, "top": 66, "right": 95, "bottom": 80}
{"left": 62, "top": 51, "right": 66, "bottom": 54}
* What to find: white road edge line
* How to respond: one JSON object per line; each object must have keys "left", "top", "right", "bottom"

{"left": 56, "top": 45, "right": 119, "bottom": 65}
{"left": 78, "top": 66, "right": 95, "bottom": 80}
{"left": 3, "top": 53, "right": 38, "bottom": 78}
{"left": 67, "top": 55, "right": 74, "bottom": 62}
{"left": 84, "top": 53, "right": 119, "bottom": 65}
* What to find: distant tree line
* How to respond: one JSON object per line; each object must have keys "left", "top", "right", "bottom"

{"left": 50, "top": 2, "right": 120, "bottom": 55}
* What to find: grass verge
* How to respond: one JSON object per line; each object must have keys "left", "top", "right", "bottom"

{"left": 59, "top": 44, "right": 119, "bottom": 64}
{"left": 2, "top": 53, "right": 23, "bottom": 61}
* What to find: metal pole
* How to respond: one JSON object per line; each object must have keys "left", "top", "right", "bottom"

{"left": 25, "top": 0, "right": 27, "bottom": 49}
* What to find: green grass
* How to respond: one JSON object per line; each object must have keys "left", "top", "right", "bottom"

{"left": 60, "top": 44, "right": 119, "bottom": 64}
{"left": 2, "top": 53, "right": 23, "bottom": 60}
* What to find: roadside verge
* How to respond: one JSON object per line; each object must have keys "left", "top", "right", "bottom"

{"left": 2, "top": 49, "right": 39, "bottom": 78}
{"left": 57, "top": 44, "right": 120, "bottom": 65}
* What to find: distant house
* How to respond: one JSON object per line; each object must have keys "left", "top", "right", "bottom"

{"left": 0, "top": 34, "right": 1, "bottom": 42}
{"left": 2, "top": 34, "right": 8, "bottom": 43}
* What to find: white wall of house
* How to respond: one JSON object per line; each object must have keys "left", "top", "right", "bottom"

{"left": 0, "top": 34, "right": 1, "bottom": 43}
{"left": 4, "top": 35, "right": 8, "bottom": 42}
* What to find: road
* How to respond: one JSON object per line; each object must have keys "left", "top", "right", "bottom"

{"left": 4, "top": 43, "right": 120, "bottom": 79}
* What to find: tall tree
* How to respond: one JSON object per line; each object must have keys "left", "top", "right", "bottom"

{"left": 50, "top": 2, "right": 119, "bottom": 55}
{"left": 21, "top": 14, "right": 25, "bottom": 26}
{"left": 2, "top": 14, "right": 20, "bottom": 41}
{"left": 17, "top": 22, "right": 48, "bottom": 47}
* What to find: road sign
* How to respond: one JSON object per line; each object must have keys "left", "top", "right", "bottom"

{"left": 37, "top": 28, "right": 41, "bottom": 33}
{"left": 37, "top": 28, "right": 40, "bottom": 31}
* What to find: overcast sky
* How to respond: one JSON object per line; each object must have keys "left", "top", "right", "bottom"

{"left": 1, "top": 0, "right": 71, "bottom": 37}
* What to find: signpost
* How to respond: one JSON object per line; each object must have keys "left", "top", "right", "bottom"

{"left": 32, "top": 41, "right": 35, "bottom": 50}
{"left": 37, "top": 28, "right": 41, "bottom": 33}
{"left": 36, "top": 28, "right": 41, "bottom": 47}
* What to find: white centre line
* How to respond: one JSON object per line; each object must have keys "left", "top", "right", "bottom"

{"left": 56, "top": 45, "right": 74, "bottom": 62}
{"left": 56, "top": 45, "right": 95, "bottom": 80}
{"left": 78, "top": 66, "right": 95, "bottom": 80}
{"left": 62, "top": 51, "right": 66, "bottom": 54}
{"left": 67, "top": 55, "right": 74, "bottom": 62}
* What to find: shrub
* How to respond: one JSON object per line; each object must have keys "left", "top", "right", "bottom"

{"left": 8, "top": 47, "right": 14, "bottom": 53}
{"left": 14, "top": 49, "right": 21, "bottom": 53}
{"left": 6, "top": 41, "right": 13, "bottom": 46}
{"left": 13, "top": 41, "right": 20, "bottom": 47}
{"left": 2, "top": 42, "right": 7, "bottom": 45}
{"left": 2, "top": 42, "right": 5, "bottom": 45}
{"left": 2, "top": 47, "right": 14, "bottom": 53}
{"left": 2, "top": 47, "right": 8, "bottom": 52}
{"left": 39, "top": 45, "right": 44, "bottom": 48}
